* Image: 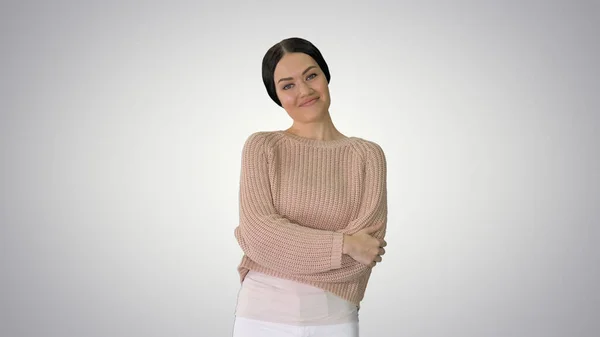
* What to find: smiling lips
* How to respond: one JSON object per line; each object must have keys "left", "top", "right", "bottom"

{"left": 300, "top": 97, "right": 319, "bottom": 107}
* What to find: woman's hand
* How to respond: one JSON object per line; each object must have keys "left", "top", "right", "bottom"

{"left": 343, "top": 227, "right": 387, "bottom": 267}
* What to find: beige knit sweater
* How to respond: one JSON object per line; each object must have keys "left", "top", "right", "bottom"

{"left": 234, "top": 130, "right": 387, "bottom": 306}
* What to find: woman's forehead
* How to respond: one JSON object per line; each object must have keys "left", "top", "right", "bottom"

{"left": 274, "top": 53, "right": 319, "bottom": 76}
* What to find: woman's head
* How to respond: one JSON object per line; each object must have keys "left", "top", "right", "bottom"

{"left": 262, "top": 37, "right": 332, "bottom": 123}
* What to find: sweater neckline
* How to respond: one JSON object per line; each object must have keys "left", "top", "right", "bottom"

{"left": 275, "top": 130, "right": 356, "bottom": 148}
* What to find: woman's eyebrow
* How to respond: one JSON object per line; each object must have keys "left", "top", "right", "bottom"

{"left": 277, "top": 66, "right": 317, "bottom": 83}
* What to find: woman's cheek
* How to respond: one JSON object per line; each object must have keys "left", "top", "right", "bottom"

{"left": 281, "top": 94, "right": 296, "bottom": 108}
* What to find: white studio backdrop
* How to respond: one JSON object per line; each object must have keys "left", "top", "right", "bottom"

{"left": 1, "top": 1, "right": 598, "bottom": 336}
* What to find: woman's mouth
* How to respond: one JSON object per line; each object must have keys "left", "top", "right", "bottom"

{"left": 300, "top": 97, "right": 319, "bottom": 107}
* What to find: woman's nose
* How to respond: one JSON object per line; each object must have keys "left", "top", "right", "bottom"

{"left": 297, "top": 81, "right": 313, "bottom": 96}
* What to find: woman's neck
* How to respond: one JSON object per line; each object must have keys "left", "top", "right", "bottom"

{"left": 285, "top": 119, "right": 347, "bottom": 141}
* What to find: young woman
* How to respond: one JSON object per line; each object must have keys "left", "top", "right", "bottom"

{"left": 232, "top": 37, "right": 388, "bottom": 337}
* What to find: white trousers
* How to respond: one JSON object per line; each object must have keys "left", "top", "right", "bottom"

{"left": 232, "top": 316, "right": 359, "bottom": 337}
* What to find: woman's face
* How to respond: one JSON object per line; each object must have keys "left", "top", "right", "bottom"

{"left": 273, "top": 52, "right": 331, "bottom": 124}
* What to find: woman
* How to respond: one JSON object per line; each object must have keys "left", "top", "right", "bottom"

{"left": 232, "top": 37, "right": 388, "bottom": 337}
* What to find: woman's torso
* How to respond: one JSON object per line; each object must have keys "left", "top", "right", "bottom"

{"left": 235, "top": 132, "right": 372, "bottom": 325}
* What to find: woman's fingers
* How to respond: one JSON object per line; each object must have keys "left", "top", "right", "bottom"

{"left": 362, "top": 225, "right": 381, "bottom": 234}
{"left": 348, "top": 230, "right": 387, "bottom": 266}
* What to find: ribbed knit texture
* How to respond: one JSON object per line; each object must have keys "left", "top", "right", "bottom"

{"left": 234, "top": 130, "right": 387, "bottom": 306}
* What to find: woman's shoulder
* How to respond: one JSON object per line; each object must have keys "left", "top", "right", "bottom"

{"left": 244, "top": 130, "right": 286, "bottom": 143}
{"left": 241, "top": 130, "right": 286, "bottom": 152}
{"left": 352, "top": 136, "right": 384, "bottom": 151}
{"left": 347, "top": 136, "right": 386, "bottom": 160}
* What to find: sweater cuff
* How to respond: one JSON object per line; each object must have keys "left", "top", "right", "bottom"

{"left": 330, "top": 232, "right": 344, "bottom": 270}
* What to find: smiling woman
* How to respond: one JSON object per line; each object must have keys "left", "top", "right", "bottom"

{"left": 232, "top": 37, "right": 388, "bottom": 337}
{"left": 274, "top": 53, "right": 332, "bottom": 126}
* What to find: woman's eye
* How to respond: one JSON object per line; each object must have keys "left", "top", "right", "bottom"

{"left": 306, "top": 73, "right": 317, "bottom": 80}
{"left": 283, "top": 84, "right": 293, "bottom": 90}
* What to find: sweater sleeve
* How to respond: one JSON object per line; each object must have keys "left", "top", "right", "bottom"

{"left": 288, "top": 143, "right": 388, "bottom": 283}
{"left": 234, "top": 133, "right": 345, "bottom": 275}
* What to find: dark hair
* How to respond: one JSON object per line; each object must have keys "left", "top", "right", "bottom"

{"left": 262, "top": 37, "right": 331, "bottom": 106}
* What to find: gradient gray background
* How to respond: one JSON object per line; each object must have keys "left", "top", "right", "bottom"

{"left": 1, "top": 1, "right": 598, "bottom": 336}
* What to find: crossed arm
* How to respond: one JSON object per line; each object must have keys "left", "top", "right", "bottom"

{"left": 234, "top": 133, "right": 387, "bottom": 283}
